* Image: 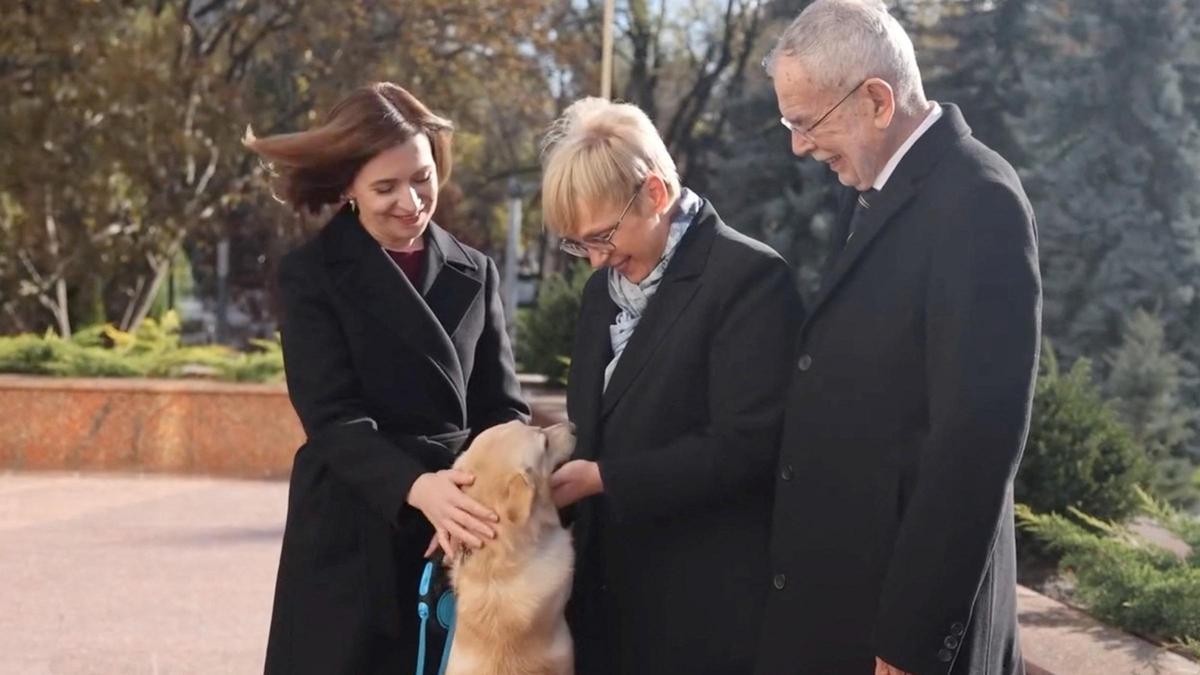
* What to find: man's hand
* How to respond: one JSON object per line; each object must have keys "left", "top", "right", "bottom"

{"left": 550, "top": 459, "right": 604, "bottom": 508}
{"left": 875, "top": 657, "right": 913, "bottom": 675}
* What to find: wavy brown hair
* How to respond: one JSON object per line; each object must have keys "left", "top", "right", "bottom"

{"left": 244, "top": 82, "right": 454, "bottom": 213}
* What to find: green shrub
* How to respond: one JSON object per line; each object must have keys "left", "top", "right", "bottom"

{"left": 516, "top": 264, "right": 592, "bottom": 385}
{"left": 47, "top": 343, "right": 148, "bottom": 378}
{"left": 1105, "top": 310, "right": 1198, "bottom": 507}
{"left": 0, "top": 333, "right": 63, "bottom": 374}
{"left": 216, "top": 338, "right": 285, "bottom": 383}
{"left": 69, "top": 324, "right": 111, "bottom": 348}
{"left": 0, "top": 312, "right": 284, "bottom": 383}
{"left": 1017, "top": 489, "right": 1200, "bottom": 659}
{"left": 1015, "top": 344, "right": 1153, "bottom": 521}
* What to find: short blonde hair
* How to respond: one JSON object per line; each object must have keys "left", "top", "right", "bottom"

{"left": 540, "top": 97, "right": 680, "bottom": 237}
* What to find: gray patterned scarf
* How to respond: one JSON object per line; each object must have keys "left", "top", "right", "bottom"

{"left": 604, "top": 187, "right": 702, "bottom": 390}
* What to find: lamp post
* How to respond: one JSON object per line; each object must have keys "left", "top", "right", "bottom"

{"left": 601, "top": 0, "right": 615, "bottom": 99}
{"left": 504, "top": 177, "right": 523, "bottom": 345}
{"left": 215, "top": 237, "right": 229, "bottom": 344}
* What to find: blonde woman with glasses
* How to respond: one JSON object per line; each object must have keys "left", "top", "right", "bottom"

{"left": 541, "top": 97, "right": 804, "bottom": 674}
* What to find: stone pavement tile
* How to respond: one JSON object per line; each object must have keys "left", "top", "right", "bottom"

{"left": 0, "top": 472, "right": 287, "bottom": 675}
{"left": 0, "top": 473, "right": 200, "bottom": 531}
{"left": 1018, "top": 586, "right": 1200, "bottom": 675}
{"left": 4, "top": 471, "right": 1198, "bottom": 675}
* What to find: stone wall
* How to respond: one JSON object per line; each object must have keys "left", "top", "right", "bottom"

{"left": 0, "top": 375, "right": 304, "bottom": 478}
{"left": 0, "top": 375, "right": 568, "bottom": 478}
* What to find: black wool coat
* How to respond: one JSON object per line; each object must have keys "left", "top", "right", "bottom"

{"left": 566, "top": 198, "right": 804, "bottom": 675}
{"left": 264, "top": 206, "right": 529, "bottom": 674}
{"left": 757, "top": 104, "right": 1040, "bottom": 675}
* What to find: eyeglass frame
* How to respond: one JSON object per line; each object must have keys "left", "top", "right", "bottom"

{"left": 557, "top": 180, "right": 646, "bottom": 258}
{"left": 780, "top": 78, "right": 868, "bottom": 142}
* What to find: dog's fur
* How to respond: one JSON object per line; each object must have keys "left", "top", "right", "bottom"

{"left": 444, "top": 421, "right": 576, "bottom": 675}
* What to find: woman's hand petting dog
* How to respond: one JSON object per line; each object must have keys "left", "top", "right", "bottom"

{"left": 423, "top": 533, "right": 464, "bottom": 561}
{"left": 407, "top": 469, "right": 499, "bottom": 556}
{"left": 550, "top": 459, "right": 604, "bottom": 509}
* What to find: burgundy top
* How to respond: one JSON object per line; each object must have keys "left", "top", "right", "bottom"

{"left": 385, "top": 248, "right": 424, "bottom": 288}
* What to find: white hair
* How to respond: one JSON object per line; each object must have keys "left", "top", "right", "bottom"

{"left": 765, "top": 0, "right": 926, "bottom": 114}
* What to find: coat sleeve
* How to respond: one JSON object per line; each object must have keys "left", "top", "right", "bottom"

{"left": 873, "top": 180, "right": 1041, "bottom": 674}
{"left": 278, "top": 250, "right": 428, "bottom": 527}
{"left": 466, "top": 256, "right": 531, "bottom": 431}
{"left": 597, "top": 254, "right": 803, "bottom": 521}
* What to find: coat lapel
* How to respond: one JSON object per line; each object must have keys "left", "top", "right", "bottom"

{"left": 568, "top": 277, "right": 618, "bottom": 461}
{"left": 421, "top": 223, "right": 483, "bottom": 346}
{"left": 321, "top": 208, "right": 475, "bottom": 424}
{"left": 806, "top": 180, "right": 918, "bottom": 323}
{"left": 829, "top": 187, "right": 859, "bottom": 263}
{"left": 599, "top": 202, "right": 717, "bottom": 418}
{"left": 803, "top": 104, "right": 972, "bottom": 334}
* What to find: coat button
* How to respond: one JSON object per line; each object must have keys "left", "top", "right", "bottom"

{"left": 772, "top": 573, "right": 787, "bottom": 590}
{"left": 950, "top": 622, "right": 965, "bottom": 636}
{"left": 797, "top": 354, "right": 813, "bottom": 371}
{"left": 780, "top": 464, "right": 795, "bottom": 481}
{"left": 937, "top": 648, "right": 954, "bottom": 663}
{"left": 944, "top": 636, "right": 959, "bottom": 649}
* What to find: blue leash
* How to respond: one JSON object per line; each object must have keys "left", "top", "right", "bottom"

{"left": 438, "top": 592, "right": 456, "bottom": 673}
{"left": 416, "top": 558, "right": 456, "bottom": 675}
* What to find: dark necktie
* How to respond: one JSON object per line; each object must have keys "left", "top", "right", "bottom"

{"left": 847, "top": 188, "right": 879, "bottom": 242}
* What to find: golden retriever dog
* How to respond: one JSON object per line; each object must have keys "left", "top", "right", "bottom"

{"left": 444, "top": 420, "right": 576, "bottom": 675}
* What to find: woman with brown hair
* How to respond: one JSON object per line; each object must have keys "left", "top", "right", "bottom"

{"left": 246, "top": 82, "right": 529, "bottom": 674}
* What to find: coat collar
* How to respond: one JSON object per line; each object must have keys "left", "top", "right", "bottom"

{"left": 566, "top": 199, "right": 719, "bottom": 438}
{"left": 567, "top": 276, "right": 618, "bottom": 461}
{"left": 419, "top": 218, "right": 479, "bottom": 294}
{"left": 804, "top": 103, "right": 972, "bottom": 333}
{"left": 319, "top": 206, "right": 482, "bottom": 426}
{"left": 600, "top": 198, "right": 717, "bottom": 416}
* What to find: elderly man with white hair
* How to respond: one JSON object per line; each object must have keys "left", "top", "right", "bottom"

{"left": 758, "top": 1, "right": 1040, "bottom": 674}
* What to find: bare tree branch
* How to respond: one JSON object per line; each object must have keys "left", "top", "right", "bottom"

{"left": 193, "top": 142, "right": 220, "bottom": 198}
{"left": 125, "top": 242, "right": 180, "bottom": 333}
{"left": 224, "top": 4, "right": 300, "bottom": 83}
{"left": 119, "top": 275, "right": 146, "bottom": 331}
{"left": 3, "top": 302, "right": 29, "bottom": 333}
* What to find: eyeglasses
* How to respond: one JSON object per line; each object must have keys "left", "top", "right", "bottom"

{"left": 780, "top": 79, "right": 867, "bottom": 142}
{"left": 558, "top": 181, "right": 645, "bottom": 258}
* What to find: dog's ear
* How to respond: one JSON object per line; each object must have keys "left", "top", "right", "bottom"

{"left": 502, "top": 470, "right": 535, "bottom": 525}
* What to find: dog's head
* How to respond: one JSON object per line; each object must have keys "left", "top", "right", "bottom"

{"left": 454, "top": 420, "right": 576, "bottom": 527}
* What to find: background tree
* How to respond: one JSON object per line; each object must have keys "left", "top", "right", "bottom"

{"left": 1006, "top": 0, "right": 1200, "bottom": 405}
{"left": 1016, "top": 344, "right": 1152, "bottom": 522}
{"left": 1106, "top": 310, "right": 1198, "bottom": 506}
{"left": 0, "top": 0, "right": 585, "bottom": 337}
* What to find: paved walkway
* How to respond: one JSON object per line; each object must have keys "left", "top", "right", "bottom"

{"left": 1017, "top": 586, "right": 1198, "bottom": 675}
{"left": 0, "top": 473, "right": 285, "bottom": 674}
{"left": 1, "top": 472, "right": 1197, "bottom": 674}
